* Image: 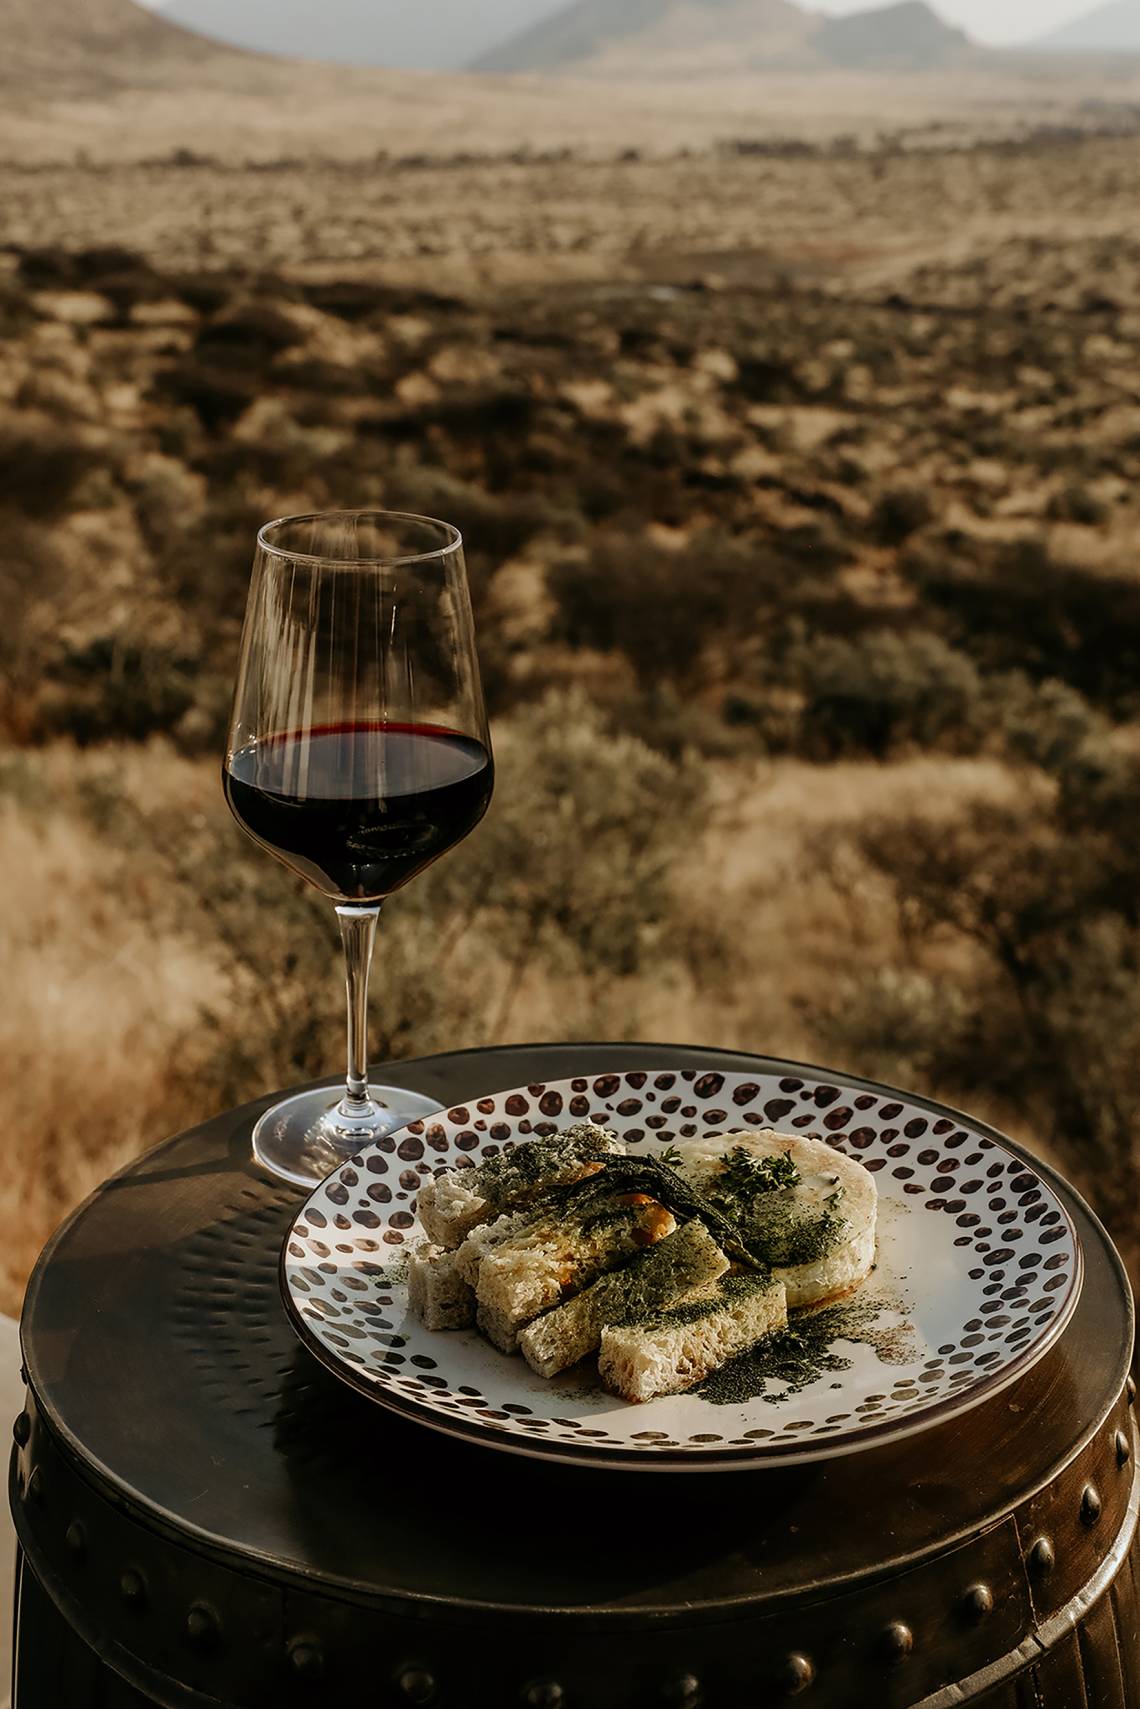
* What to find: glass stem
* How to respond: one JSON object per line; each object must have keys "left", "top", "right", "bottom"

{"left": 336, "top": 904, "right": 381, "bottom": 1115}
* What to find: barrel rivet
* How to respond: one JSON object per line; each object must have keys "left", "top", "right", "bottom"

{"left": 398, "top": 1667, "right": 437, "bottom": 1704}
{"left": 782, "top": 1652, "right": 816, "bottom": 1695}
{"left": 27, "top": 1466, "right": 43, "bottom": 1505}
{"left": 1117, "top": 1429, "right": 1131, "bottom": 1468}
{"left": 1127, "top": 1375, "right": 1136, "bottom": 1406}
{"left": 120, "top": 1568, "right": 146, "bottom": 1608}
{"left": 961, "top": 1583, "right": 994, "bottom": 1623}
{"left": 12, "top": 1412, "right": 30, "bottom": 1449}
{"left": 186, "top": 1603, "right": 221, "bottom": 1650}
{"left": 65, "top": 1521, "right": 86, "bottom": 1561}
{"left": 663, "top": 1674, "right": 702, "bottom": 1707}
{"left": 1029, "top": 1536, "right": 1055, "bottom": 1577}
{"left": 1081, "top": 1484, "right": 1102, "bottom": 1526}
{"left": 288, "top": 1639, "right": 324, "bottom": 1682}
{"left": 880, "top": 1622, "right": 913, "bottom": 1664}
{"left": 523, "top": 1684, "right": 564, "bottom": 1709}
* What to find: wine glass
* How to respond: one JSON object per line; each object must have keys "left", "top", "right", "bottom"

{"left": 223, "top": 510, "right": 494, "bottom": 1188}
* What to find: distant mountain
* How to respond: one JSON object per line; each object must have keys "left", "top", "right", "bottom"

{"left": 144, "top": 0, "right": 569, "bottom": 70}
{"left": 1034, "top": 0, "right": 1140, "bottom": 50}
{"left": 473, "top": 0, "right": 975, "bottom": 76}
{"left": 816, "top": 1, "right": 973, "bottom": 69}
{"left": 2, "top": 0, "right": 240, "bottom": 87}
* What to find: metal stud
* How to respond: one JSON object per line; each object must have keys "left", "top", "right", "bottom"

{"left": 120, "top": 1568, "right": 146, "bottom": 1608}
{"left": 961, "top": 1583, "right": 994, "bottom": 1623}
{"left": 880, "top": 1622, "right": 914, "bottom": 1664}
{"left": 1128, "top": 1375, "right": 1136, "bottom": 1406}
{"left": 1081, "top": 1484, "right": 1102, "bottom": 1527}
{"left": 662, "top": 1675, "right": 702, "bottom": 1708}
{"left": 523, "top": 1684, "right": 564, "bottom": 1709}
{"left": 782, "top": 1652, "right": 816, "bottom": 1695}
{"left": 27, "top": 1467, "right": 43, "bottom": 1505}
{"left": 398, "top": 1667, "right": 437, "bottom": 1705}
{"left": 12, "top": 1412, "right": 30, "bottom": 1448}
{"left": 288, "top": 1638, "right": 325, "bottom": 1683}
{"left": 1117, "top": 1429, "right": 1131, "bottom": 1468}
{"left": 1028, "top": 1537, "right": 1055, "bottom": 1578}
{"left": 65, "top": 1521, "right": 86, "bottom": 1561}
{"left": 186, "top": 1603, "right": 220, "bottom": 1651}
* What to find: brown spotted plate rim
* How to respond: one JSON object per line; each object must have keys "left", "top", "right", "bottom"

{"left": 280, "top": 1060, "right": 1084, "bottom": 1472}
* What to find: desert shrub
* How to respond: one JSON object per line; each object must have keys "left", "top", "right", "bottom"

{"left": 275, "top": 357, "right": 372, "bottom": 396}
{"left": 97, "top": 691, "right": 722, "bottom": 1102}
{"left": 795, "top": 629, "right": 982, "bottom": 758}
{"left": 155, "top": 360, "right": 261, "bottom": 431}
{"left": 154, "top": 491, "right": 269, "bottom": 636}
{"left": 41, "top": 637, "right": 199, "bottom": 744}
{"left": 0, "top": 515, "right": 67, "bottom": 722}
{"left": 904, "top": 536, "right": 1140, "bottom": 711}
{"left": 870, "top": 484, "right": 934, "bottom": 545}
{"left": 0, "top": 419, "right": 106, "bottom": 519}
{"left": 548, "top": 531, "right": 774, "bottom": 688}
{"left": 1047, "top": 482, "right": 1110, "bottom": 525}
{"left": 195, "top": 303, "right": 306, "bottom": 363}
{"left": 826, "top": 709, "right": 1140, "bottom": 1265}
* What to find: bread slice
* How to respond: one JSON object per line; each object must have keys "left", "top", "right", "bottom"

{"left": 417, "top": 1122, "right": 622, "bottom": 1249}
{"left": 675, "top": 1129, "right": 877, "bottom": 1307}
{"left": 407, "top": 1242, "right": 475, "bottom": 1331}
{"left": 519, "top": 1220, "right": 730, "bottom": 1379}
{"left": 473, "top": 1190, "right": 678, "bottom": 1348}
{"left": 599, "top": 1273, "right": 788, "bottom": 1403}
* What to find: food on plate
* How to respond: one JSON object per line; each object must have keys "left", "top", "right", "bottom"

{"left": 405, "top": 1114, "right": 879, "bottom": 1402}
{"left": 406, "top": 1242, "right": 475, "bottom": 1331}
{"left": 416, "top": 1122, "right": 622, "bottom": 1249}
{"left": 463, "top": 1183, "right": 678, "bottom": 1352}
{"left": 674, "top": 1130, "right": 877, "bottom": 1306}
{"left": 518, "top": 1219, "right": 729, "bottom": 1379}
{"left": 599, "top": 1273, "right": 789, "bottom": 1403}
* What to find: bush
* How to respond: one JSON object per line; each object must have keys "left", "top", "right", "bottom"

{"left": 0, "top": 419, "right": 106, "bottom": 519}
{"left": 904, "top": 536, "right": 1140, "bottom": 711}
{"left": 795, "top": 629, "right": 982, "bottom": 758}
{"left": 548, "top": 531, "right": 775, "bottom": 688}
{"left": 116, "top": 690, "right": 725, "bottom": 1101}
{"left": 870, "top": 484, "right": 933, "bottom": 545}
{"left": 41, "top": 637, "right": 199, "bottom": 744}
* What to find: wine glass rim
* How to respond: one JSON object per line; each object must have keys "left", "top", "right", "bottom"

{"left": 256, "top": 509, "right": 463, "bottom": 568}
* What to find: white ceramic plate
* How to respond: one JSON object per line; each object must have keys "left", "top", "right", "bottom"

{"left": 280, "top": 1064, "right": 1083, "bottom": 1471}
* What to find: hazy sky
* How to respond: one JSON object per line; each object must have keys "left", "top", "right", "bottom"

{"left": 813, "top": 0, "right": 1096, "bottom": 46}
{"left": 142, "top": 0, "right": 1099, "bottom": 51}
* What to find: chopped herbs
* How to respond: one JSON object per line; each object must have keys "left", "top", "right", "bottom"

{"left": 699, "top": 1295, "right": 913, "bottom": 1406}
{"left": 473, "top": 1125, "right": 617, "bottom": 1201}
{"left": 710, "top": 1146, "right": 800, "bottom": 1216}
{"left": 560, "top": 1155, "right": 769, "bottom": 1273}
{"left": 622, "top": 1272, "right": 779, "bottom": 1333}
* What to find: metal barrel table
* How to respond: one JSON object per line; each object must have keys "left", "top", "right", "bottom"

{"left": 10, "top": 1044, "right": 1140, "bottom": 1708}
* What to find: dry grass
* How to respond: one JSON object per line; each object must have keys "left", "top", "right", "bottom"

{"left": 0, "top": 750, "right": 226, "bottom": 1309}
{"left": 0, "top": 738, "right": 1049, "bottom": 1316}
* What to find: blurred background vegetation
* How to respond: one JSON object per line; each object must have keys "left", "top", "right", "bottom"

{"left": 6, "top": 0, "right": 1140, "bottom": 1306}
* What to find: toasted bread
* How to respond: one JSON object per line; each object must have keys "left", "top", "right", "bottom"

{"left": 417, "top": 1123, "right": 622, "bottom": 1249}
{"left": 519, "top": 1219, "right": 729, "bottom": 1379}
{"left": 599, "top": 1273, "right": 788, "bottom": 1403}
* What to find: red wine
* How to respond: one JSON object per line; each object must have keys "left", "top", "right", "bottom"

{"left": 223, "top": 722, "right": 493, "bottom": 901}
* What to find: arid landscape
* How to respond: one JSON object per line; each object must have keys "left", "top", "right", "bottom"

{"left": 5, "top": 0, "right": 1140, "bottom": 1310}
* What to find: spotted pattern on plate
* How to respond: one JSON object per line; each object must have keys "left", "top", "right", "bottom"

{"left": 281, "top": 1068, "right": 1083, "bottom": 1471}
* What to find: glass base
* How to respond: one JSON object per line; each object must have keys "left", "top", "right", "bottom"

{"left": 251, "top": 1084, "right": 445, "bottom": 1189}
